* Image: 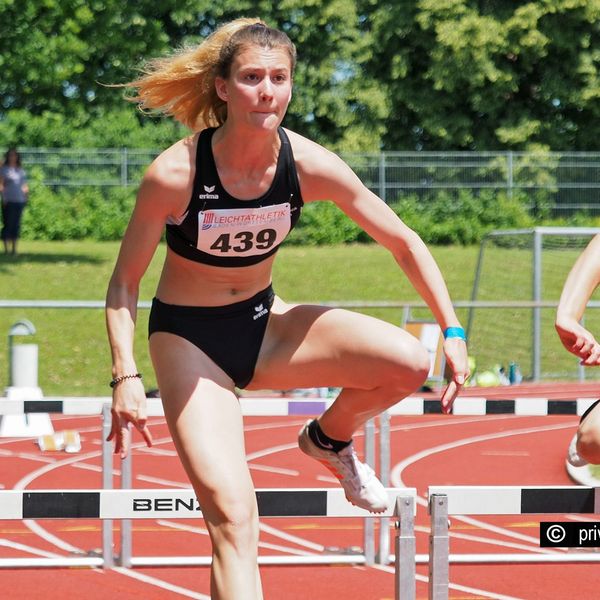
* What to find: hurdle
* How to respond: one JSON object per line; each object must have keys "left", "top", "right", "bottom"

{"left": 0, "top": 487, "right": 417, "bottom": 598}
{"left": 0, "top": 398, "right": 409, "bottom": 583}
{"left": 427, "top": 485, "right": 600, "bottom": 600}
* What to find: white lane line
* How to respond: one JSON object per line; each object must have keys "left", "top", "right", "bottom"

{"left": 243, "top": 419, "right": 306, "bottom": 432}
{"left": 258, "top": 522, "right": 325, "bottom": 552}
{"left": 567, "top": 514, "right": 600, "bottom": 523}
{"left": 447, "top": 529, "right": 560, "bottom": 554}
{"left": 11, "top": 436, "right": 210, "bottom": 598}
{"left": 137, "top": 447, "right": 177, "bottom": 457}
{"left": 370, "top": 563, "right": 525, "bottom": 600}
{"left": 0, "top": 538, "right": 64, "bottom": 558}
{"left": 245, "top": 443, "right": 298, "bottom": 461}
{"left": 111, "top": 567, "right": 211, "bottom": 600}
{"left": 0, "top": 449, "right": 57, "bottom": 464}
{"left": 248, "top": 463, "right": 299, "bottom": 476}
{"left": 480, "top": 450, "right": 530, "bottom": 456}
{"left": 316, "top": 475, "right": 338, "bottom": 484}
{"left": 453, "top": 513, "right": 562, "bottom": 548}
{"left": 390, "top": 413, "right": 529, "bottom": 432}
{"left": 391, "top": 420, "right": 576, "bottom": 552}
{"left": 158, "top": 519, "right": 318, "bottom": 557}
{"left": 136, "top": 475, "right": 191, "bottom": 488}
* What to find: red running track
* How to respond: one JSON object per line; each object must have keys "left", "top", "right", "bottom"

{"left": 0, "top": 386, "right": 599, "bottom": 599}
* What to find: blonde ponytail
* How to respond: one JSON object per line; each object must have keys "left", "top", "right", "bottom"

{"left": 124, "top": 17, "right": 265, "bottom": 131}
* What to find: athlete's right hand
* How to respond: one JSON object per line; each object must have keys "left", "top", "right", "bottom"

{"left": 556, "top": 318, "right": 600, "bottom": 366}
{"left": 108, "top": 378, "right": 153, "bottom": 459}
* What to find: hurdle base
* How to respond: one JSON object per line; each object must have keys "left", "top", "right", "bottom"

{"left": 0, "top": 413, "right": 53, "bottom": 437}
{"left": 0, "top": 387, "right": 53, "bottom": 437}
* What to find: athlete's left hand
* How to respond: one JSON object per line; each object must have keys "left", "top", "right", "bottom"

{"left": 440, "top": 338, "right": 470, "bottom": 414}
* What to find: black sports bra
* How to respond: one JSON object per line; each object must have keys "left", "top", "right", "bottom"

{"left": 165, "top": 127, "right": 303, "bottom": 267}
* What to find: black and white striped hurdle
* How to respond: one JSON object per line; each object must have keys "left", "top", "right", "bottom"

{"left": 427, "top": 486, "right": 600, "bottom": 600}
{"left": 428, "top": 485, "right": 600, "bottom": 515}
{"left": 387, "top": 396, "right": 599, "bottom": 416}
{"left": 0, "top": 396, "right": 335, "bottom": 417}
{"left": 1, "top": 395, "right": 598, "bottom": 417}
{"left": 0, "top": 400, "right": 416, "bottom": 597}
{"left": 0, "top": 487, "right": 417, "bottom": 599}
{"left": 0, "top": 487, "right": 407, "bottom": 520}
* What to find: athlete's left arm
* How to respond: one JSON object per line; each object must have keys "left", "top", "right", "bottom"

{"left": 296, "top": 138, "right": 469, "bottom": 411}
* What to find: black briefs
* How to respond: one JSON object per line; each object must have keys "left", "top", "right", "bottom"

{"left": 148, "top": 285, "right": 275, "bottom": 389}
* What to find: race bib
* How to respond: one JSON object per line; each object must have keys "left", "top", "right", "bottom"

{"left": 197, "top": 203, "right": 291, "bottom": 257}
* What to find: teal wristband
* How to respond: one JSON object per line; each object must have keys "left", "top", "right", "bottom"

{"left": 443, "top": 327, "right": 466, "bottom": 341}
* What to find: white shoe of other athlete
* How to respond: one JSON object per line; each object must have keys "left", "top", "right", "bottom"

{"left": 298, "top": 420, "right": 389, "bottom": 513}
{"left": 567, "top": 433, "right": 588, "bottom": 468}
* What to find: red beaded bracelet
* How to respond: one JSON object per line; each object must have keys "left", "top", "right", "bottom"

{"left": 109, "top": 373, "right": 142, "bottom": 388}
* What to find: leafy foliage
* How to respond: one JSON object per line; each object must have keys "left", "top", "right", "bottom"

{"left": 2, "top": 2, "right": 599, "bottom": 151}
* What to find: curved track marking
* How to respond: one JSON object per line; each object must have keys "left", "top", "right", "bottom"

{"left": 391, "top": 420, "right": 575, "bottom": 490}
{"left": 111, "top": 567, "right": 211, "bottom": 599}
{"left": 390, "top": 417, "right": 577, "bottom": 595}
{"left": 10, "top": 437, "right": 212, "bottom": 598}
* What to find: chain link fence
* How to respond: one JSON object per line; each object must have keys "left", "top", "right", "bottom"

{"left": 15, "top": 148, "right": 600, "bottom": 215}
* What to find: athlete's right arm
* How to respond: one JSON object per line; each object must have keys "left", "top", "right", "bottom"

{"left": 105, "top": 144, "right": 193, "bottom": 458}
{"left": 556, "top": 233, "right": 600, "bottom": 365}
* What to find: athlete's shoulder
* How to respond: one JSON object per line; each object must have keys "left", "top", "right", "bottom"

{"left": 146, "top": 134, "right": 197, "bottom": 188}
{"left": 134, "top": 134, "right": 199, "bottom": 218}
{"left": 283, "top": 128, "right": 344, "bottom": 173}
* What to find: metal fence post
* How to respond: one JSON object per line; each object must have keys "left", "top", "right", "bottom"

{"left": 533, "top": 228, "right": 542, "bottom": 381}
{"left": 379, "top": 153, "right": 387, "bottom": 203}
{"left": 428, "top": 494, "right": 449, "bottom": 600}
{"left": 121, "top": 148, "right": 128, "bottom": 186}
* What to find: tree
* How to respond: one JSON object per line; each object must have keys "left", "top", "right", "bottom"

{"left": 361, "top": 0, "right": 600, "bottom": 150}
{"left": 0, "top": 0, "right": 386, "bottom": 150}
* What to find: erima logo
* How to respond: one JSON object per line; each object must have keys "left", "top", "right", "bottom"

{"left": 199, "top": 184, "right": 219, "bottom": 200}
{"left": 132, "top": 497, "right": 201, "bottom": 512}
{"left": 253, "top": 303, "right": 268, "bottom": 320}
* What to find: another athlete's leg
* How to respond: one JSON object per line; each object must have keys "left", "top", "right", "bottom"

{"left": 573, "top": 399, "right": 600, "bottom": 465}
{"left": 150, "top": 332, "right": 263, "bottom": 600}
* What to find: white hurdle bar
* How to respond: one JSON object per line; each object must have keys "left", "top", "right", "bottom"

{"left": 0, "top": 396, "right": 336, "bottom": 417}
{"left": 427, "top": 486, "right": 600, "bottom": 600}
{"left": 0, "top": 487, "right": 418, "bottom": 599}
{"left": 0, "top": 398, "right": 403, "bottom": 582}
{"left": 2, "top": 395, "right": 599, "bottom": 417}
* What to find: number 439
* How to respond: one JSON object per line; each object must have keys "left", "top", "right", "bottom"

{"left": 209, "top": 228, "right": 277, "bottom": 253}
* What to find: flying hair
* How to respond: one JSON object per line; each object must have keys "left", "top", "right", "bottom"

{"left": 122, "top": 18, "right": 296, "bottom": 131}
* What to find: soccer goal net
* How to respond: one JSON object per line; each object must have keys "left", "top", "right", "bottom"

{"left": 467, "top": 227, "right": 600, "bottom": 382}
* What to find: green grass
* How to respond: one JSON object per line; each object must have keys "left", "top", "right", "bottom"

{"left": 0, "top": 240, "right": 596, "bottom": 396}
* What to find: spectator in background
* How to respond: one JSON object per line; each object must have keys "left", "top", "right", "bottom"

{"left": 556, "top": 233, "right": 600, "bottom": 466}
{"left": 0, "top": 148, "right": 29, "bottom": 256}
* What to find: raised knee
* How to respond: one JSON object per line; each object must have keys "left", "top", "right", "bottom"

{"left": 384, "top": 342, "right": 430, "bottom": 394}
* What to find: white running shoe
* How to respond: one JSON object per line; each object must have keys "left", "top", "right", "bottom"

{"left": 567, "top": 433, "right": 588, "bottom": 468}
{"left": 298, "top": 420, "right": 389, "bottom": 513}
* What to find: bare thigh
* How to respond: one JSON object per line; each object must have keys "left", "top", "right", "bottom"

{"left": 248, "top": 297, "right": 429, "bottom": 391}
{"left": 149, "top": 332, "right": 256, "bottom": 523}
